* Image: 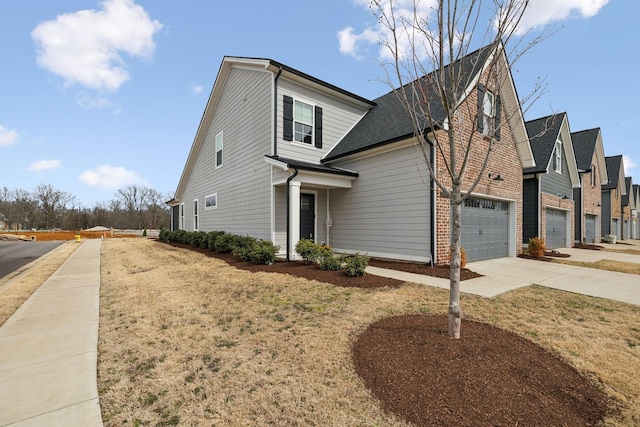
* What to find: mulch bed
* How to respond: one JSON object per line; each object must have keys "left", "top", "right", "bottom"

{"left": 163, "top": 241, "right": 612, "bottom": 426}
{"left": 353, "top": 314, "right": 611, "bottom": 426}
{"left": 574, "top": 243, "right": 604, "bottom": 250}
{"left": 164, "top": 241, "right": 482, "bottom": 288}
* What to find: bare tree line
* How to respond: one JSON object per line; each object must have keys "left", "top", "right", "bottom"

{"left": 0, "top": 184, "right": 171, "bottom": 231}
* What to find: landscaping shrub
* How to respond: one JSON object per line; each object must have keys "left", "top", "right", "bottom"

{"left": 231, "top": 235, "right": 258, "bottom": 262}
{"left": 528, "top": 237, "right": 546, "bottom": 257}
{"left": 207, "top": 231, "right": 225, "bottom": 251}
{"left": 159, "top": 229, "right": 170, "bottom": 242}
{"left": 320, "top": 254, "right": 342, "bottom": 271}
{"left": 295, "top": 239, "right": 321, "bottom": 264}
{"left": 249, "top": 240, "right": 279, "bottom": 265}
{"left": 344, "top": 253, "right": 370, "bottom": 277}
{"left": 142, "top": 228, "right": 147, "bottom": 237}
{"left": 174, "top": 229, "right": 188, "bottom": 244}
{"left": 214, "top": 233, "right": 239, "bottom": 253}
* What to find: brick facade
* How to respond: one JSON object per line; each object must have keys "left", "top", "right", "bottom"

{"left": 580, "top": 152, "right": 603, "bottom": 242}
{"left": 433, "top": 71, "right": 523, "bottom": 264}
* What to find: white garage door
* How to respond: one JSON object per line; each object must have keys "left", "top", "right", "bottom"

{"left": 461, "top": 197, "right": 509, "bottom": 262}
{"left": 546, "top": 208, "right": 567, "bottom": 249}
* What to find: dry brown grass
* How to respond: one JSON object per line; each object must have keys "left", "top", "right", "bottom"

{"left": 554, "top": 258, "right": 640, "bottom": 275}
{"left": 97, "top": 239, "right": 640, "bottom": 426}
{"left": 0, "top": 241, "right": 79, "bottom": 326}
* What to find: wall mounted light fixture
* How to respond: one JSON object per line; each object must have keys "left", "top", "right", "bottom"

{"left": 488, "top": 173, "right": 504, "bottom": 182}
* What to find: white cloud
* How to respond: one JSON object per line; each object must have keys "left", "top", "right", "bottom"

{"left": 79, "top": 164, "right": 145, "bottom": 189}
{"left": 31, "top": 0, "right": 163, "bottom": 92}
{"left": 517, "top": 0, "right": 610, "bottom": 34}
{"left": 76, "top": 93, "right": 113, "bottom": 109}
{"left": 0, "top": 125, "right": 18, "bottom": 147}
{"left": 339, "top": 0, "right": 609, "bottom": 59}
{"left": 623, "top": 155, "right": 637, "bottom": 175}
{"left": 28, "top": 159, "right": 61, "bottom": 172}
{"left": 191, "top": 84, "right": 204, "bottom": 95}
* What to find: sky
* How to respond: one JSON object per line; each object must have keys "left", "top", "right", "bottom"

{"left": 0, "top": 0, "right": 636, "bottom": 207}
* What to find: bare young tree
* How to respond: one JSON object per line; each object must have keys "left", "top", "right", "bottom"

{"left": 370, "top": 0, "right": 549, "bottom": 338}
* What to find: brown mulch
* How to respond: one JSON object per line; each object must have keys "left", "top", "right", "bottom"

{"left": 353, "top": 314, "right": 610, "bottom": 427}
{"left": 165, "top": 241, "right": 611, "bottom": 426}
{"left": 574, "top": 243, "right": 604, "bottom": 250}
{"left": 369, "top": 258, "right": 481, "bottom": 280}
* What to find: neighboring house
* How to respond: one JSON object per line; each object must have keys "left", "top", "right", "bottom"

{"left": 601, "top": 155, "right": 626, "bottom": 240}
{"left": 633, "top": 184, "right": 640, "bottom": 239}
{"left": 170, "top": 44, "right": 534, "bottom": 264}
{"left": 622, "top": 176, "right": 635, "bottom": 240}
{"left": 570, "top": 128, "right": 608, "bottom": 244}
{"left": 522, "top": 113, "right": 580, "bottom": 249}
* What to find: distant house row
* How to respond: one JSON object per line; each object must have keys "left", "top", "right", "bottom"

{"left": 168, "top": 43, "right": 636, "bottom": 264}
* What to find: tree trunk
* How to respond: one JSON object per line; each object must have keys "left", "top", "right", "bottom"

{"left": 449, "top": 195, "right": 462, "bottom": 339}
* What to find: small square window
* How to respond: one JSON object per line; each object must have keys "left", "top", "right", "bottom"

{"left": 205, "top": 193, "right": 217, "bottom": 210}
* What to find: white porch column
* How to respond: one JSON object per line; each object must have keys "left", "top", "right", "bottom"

{"left": 289, "top": 180, "right": 301, "bottom": 260}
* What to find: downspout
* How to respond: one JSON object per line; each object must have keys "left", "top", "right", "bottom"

{"left": 286, "top": 168, "right": 299, "bottom": 261}
{"left": 273, "top": 67, "right": 283, "bottom": 157}
{"left": 429, "top": 139, "right": 436, "bottom": 267}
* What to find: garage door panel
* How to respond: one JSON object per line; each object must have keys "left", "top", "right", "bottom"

{"left": 585, "top": 215, "right": 596, "bottom": 244}
{"left": 461, "top": 197, "right": 509, "bottom": 262}
{"left": 545, "top": 208, "right": 567, "bottom": 249}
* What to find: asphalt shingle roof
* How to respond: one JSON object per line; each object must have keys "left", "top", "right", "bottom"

{"left": 570, "top": 128, "right": 600, "bottom": 171}
{"left": 323, "top": 44, "right": 496, "bottom": 163}
{"left": 522, "top": 113, "right": 566, "bottom": 174}
{"left": 603, "top": 155, "right": 623, "bottom": 190}
{"left": 622, "top": 176, "right": 632, "bottom": 206}
{"left": 266, "top": 155, "right": 358, "bottom": 177}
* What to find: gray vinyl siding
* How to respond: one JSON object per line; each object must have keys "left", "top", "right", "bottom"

{"left": 328, "top": 145, "right": 431, "bottom": 261}
{"left": 522, "top": 178, "right": 539, "bottom": 243}
{"left": 540, "top": 152, "right": 573, "bottom": 198}
{"left": 273, "top": 185, "right": 328, "bottom": 252}
{"left": 277, "top": 79, "right": 368, "bottom": 164}
{"left": 573, "top": 187, "right": 582, "bottom": 242}
{"left": 601, "top": 191, "right": 611, "bottom": 235}
{"left": 181, "top": 67, "right": 272, "bottom": 239}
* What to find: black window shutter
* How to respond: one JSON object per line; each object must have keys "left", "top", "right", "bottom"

{"left": 494, "top": 94, "right": 501, "bottom": 140}
{"left": 314, "top": 106, "right": 323, "bottom": 149}
{"left": 283, "top": 95, "right": 293, "bottom": 141}
{"left": 477, "top": 84, "right": 485, "bottom": 133}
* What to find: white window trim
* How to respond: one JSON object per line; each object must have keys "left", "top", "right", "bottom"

{"left": 215, "top": 131, "right": 223, "bottom": 169}
{"left": 179, "top": 203, "right": 185, "bottom": 230}
{"left": 205, "top": 193, "right": 218, "bottom": 210}
{"left": 553, "top": 140, "right": 562, "bottom": 173}
{"left": 482, "top": 90, "right": 495, "bottom": 137}
{"left": 193, "top": 198, "right": 199, "bottom": 231}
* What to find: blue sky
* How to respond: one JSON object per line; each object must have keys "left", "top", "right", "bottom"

{"left": 0, "top": 0, "right": 634, "bottom": 207}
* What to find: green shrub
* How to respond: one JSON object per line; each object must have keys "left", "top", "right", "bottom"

{"left": 295, "top": 239, "right": 321, "bottom": 264}
{"left": 214, "top": 233, "right": 238, "bottom": 253}
{"left": 528, "top": 237, "right": 546, "bottom": 257}
{"left": 231, "top": 235, "right": 258, "bottom": 262}
{"left": 159, "top": 229, "right": 170, "bottom": 242}
{"left": 142, "top": 228, "right": 147, "bottom": 237}
{"left": 249, "top": 240, "right": 280, "bottom": 265}
{"left": 174, "top": 229, "right": 187, "bottom": 243}
{"left": 207, "top": 231, "right": 224, "bottom": 251}
{"left": 320, "top": 254, "right": 342, "bottom": 271}
{"left": 344, "top": 253, "right": 370, "bottom": 277}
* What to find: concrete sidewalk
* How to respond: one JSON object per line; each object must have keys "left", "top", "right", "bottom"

{"left": 0, "top": 239, "right": 103, "bottom": 427}
{"left": 367, "top": 250, "right": 640, "bottom": 305}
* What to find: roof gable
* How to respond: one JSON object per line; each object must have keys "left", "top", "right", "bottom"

{"left": 570, "top": 127, "right": 608, "bottom": 186}
{"left": 623, "top": 176, "right": 634, "bottom": 208}
{"left": 323, "top": 43, "right": 533, "bottom": 168}
{"left": 603, "top": 155, "right": 626, "bottom": 194}
{"left": 523, "top": 113, "right": 580, "bottom": 187}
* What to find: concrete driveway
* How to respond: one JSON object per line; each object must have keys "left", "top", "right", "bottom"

{"left": 368, "top": 243, "right": 640, "bottom": 305}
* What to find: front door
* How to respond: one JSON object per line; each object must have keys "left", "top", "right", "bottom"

{"left": 300, "top": 193, "right": 315, "bottom": 241}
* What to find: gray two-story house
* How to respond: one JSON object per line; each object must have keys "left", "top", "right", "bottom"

{"left": 522, "top": 113, "right": 580, "bottom": 249}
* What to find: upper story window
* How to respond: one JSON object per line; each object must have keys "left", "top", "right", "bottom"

{"left": 294, "top": 100, "right": 313, "bottom": 144}
{"left": 477, "top": 84, "right": 501, "bottom": 139}
{"left": 552, "top": 139, "right": 562, "bottom": 173}
{"left": 590, "top": 164, "right": 597, "bottom": 187}
{"left": 283, "top": 95, "right": 323, "bottom": 148}
{"left": 215, "top": 131, "right": 223, "bottom": 168}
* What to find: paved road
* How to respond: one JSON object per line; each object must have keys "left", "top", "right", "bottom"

{"left": 0, "top": 240, "right": 64, "bottom": 279}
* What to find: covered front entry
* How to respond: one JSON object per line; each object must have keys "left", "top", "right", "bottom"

{"left": 546, "top": 208, "right": 567, "bottom": 249}
{"left": 461, "top": 197, "right": 509, "bottom": 262}
{"left": 585, "top": 214, "right": 597, "bottom": 244}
